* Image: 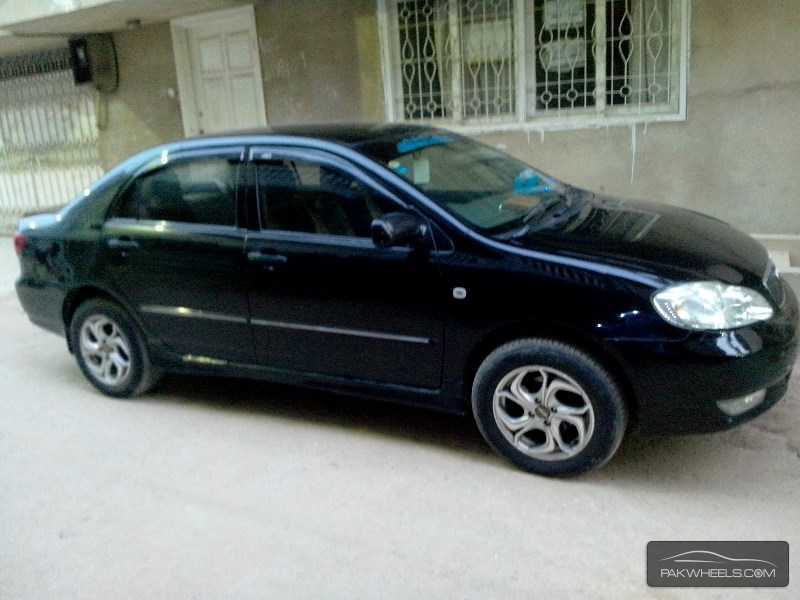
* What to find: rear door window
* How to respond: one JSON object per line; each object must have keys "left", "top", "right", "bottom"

{"left": 116, "top": 157, "right": 239, "bottom": 226}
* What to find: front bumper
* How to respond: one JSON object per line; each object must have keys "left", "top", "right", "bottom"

{"left": 616, "top": 279, "right": 798, "bottom": 435}
{"left": 643, "top": 373, "right": 792, "bottom": 435}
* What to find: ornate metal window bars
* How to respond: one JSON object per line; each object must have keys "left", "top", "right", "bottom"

{"left": 379, "top": 0, "right": 689, "bottom": 132}
{"left": 0, "top": 49, "right": 103, "bottom": 231}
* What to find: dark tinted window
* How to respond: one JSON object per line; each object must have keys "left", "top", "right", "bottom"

{"left": 257, "top": 160, "right": 396, "bottom": 237}
{"left": 117, "top": 158, "right": 238, "bottom": 226}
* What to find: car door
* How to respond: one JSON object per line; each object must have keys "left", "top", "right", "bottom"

{"left": 100, "top": 146, "right": 254, "bottom": 364}
{"left": 245, "top": 146, "right": 445, "bottom": 389}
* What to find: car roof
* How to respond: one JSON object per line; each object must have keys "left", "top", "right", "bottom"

{"left": 105, "top": 123, "right": 452, "bottom": 190}
{"left": 184, "top": 123, "right": 441, "bottom": 148}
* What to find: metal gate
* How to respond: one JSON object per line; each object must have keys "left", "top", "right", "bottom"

{"left": 0, "top": 48, "right": 103, "bottom": 232}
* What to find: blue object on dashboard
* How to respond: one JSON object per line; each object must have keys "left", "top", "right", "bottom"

{"left": 514, "top": 169, "right": 551, "bottom": 195}
{"left": 396, "top": 135, "right": 453, "bottom": 154}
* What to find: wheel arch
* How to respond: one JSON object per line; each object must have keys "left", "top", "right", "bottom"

{"left": 462, "top": 321, "right": 638, "bottom": 422}
{"left": 62, "top": 285, "right": 147, "bottom": 353}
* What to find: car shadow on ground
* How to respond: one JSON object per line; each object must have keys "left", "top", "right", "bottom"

{"left": 142, "top": 372, "right": 737, "bottom": 483}
{"left": 151, "top": 373, "right": 497, "bottom": 461}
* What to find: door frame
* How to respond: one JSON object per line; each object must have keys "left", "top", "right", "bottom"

{"left": 245, "top": 145, "right": 446, "bottom": 388}
{"left": 170, "top": 4, "right": 267, "bottom": 137}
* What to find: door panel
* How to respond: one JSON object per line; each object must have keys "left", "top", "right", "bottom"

{"left": 246, "top": 150, "right": 445, "bottom": 388}
{"left": 101, "top": 148, "right": 253, "bottom": 364}
{"left": 230, "top": 74, "right": 261, "bottom": 129}
{"left": 103, "top": 222, "right": 252, "bottom": 363}
{"left": 192, "top": 33, "right": 232, "bottom": 133}
{"left": 198, "top": 74, "right": 228, "bottom": 132}
{"left": 247, "top": 235, "right": 443, "bottom": 388}
{"left": 180, "top": 7, "right": 267, "bottom": 135}
{"left": 197, "top": 34, "right": 224, "bottom": 70}
{"left": 227, "top": 32, "right": 254, "bottom": 69}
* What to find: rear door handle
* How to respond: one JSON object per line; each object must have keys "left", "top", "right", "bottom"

{"left": 247, "top": 250, "right": 288, "bottom": 266}
{"left": 106, "top": 237, "right": 140, "bottom": 251}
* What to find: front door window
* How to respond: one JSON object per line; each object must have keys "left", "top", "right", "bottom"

{"left": 257, "top": 159, "right": 396, "bottom": 238}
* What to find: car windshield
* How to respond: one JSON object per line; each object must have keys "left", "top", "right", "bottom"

{"left": 357, "top": 132, "right": 568, "bottom": 234}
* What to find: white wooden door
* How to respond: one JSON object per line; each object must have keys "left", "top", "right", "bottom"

{"left": 172, "top": 6, "right": 267, "bottom": 136}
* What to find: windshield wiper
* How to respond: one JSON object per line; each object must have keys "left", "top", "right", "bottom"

{"left": 522, "top": 196, "right": 562, "bottom": 224}
{"left": 493, "top": 197, "right": 561, "bottom": 240}
{"left": 498, "top": 187, "right": 588, "bottom": 240}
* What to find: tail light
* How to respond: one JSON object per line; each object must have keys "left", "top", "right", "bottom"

{"left": 13, "top": 233, "right": 26, "bottom": 256}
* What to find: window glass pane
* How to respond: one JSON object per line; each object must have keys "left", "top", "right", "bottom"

{"left": 459, "top": 0, "right": 516, "bottom": 118}
{"left": 114, "top": 184, "right": 139, "bottom": 219}
{"left": 525, "top": 0, "right": 679, "bottom": 116}
{"left": 397, "top": 0, "right": 452, "bottom": 119}
{"left": 606, "top": 0, "right": 672, "bottom": 107}
{"left": 358, "top": 132, "right": 566, "bottom": 233}
{"left": 388, "top": 0, "right": 684, "bottom": 125}
{"left": 121, "top": 158, "right": 237, "bottom": 226}
{"left": 395, "top": 0, "right": 516, "bottom": 121}
{"left": 258, "top": 160, "right": 396, "bottom": 237}
{"left": 532, "top": 0, "right": 597, "bottom": 112}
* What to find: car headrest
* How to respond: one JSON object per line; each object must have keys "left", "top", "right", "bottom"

{"left": 259, "top": 161, "right": 298, "bottom": 191}
{"left": 148, "top": 169, "right": 183, "bottom": 203}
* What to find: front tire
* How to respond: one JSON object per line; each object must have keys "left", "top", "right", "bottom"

{"left": 472, "top": 339, "right": 627, "bottom": 476}
{"left": 69, "top": 298, "right": 160, "bottom": 398}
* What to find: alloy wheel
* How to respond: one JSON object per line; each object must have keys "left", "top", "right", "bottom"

{"left": 492, "top": 365, "right": 595, "bottom": 461}
{"left": 79, "top": 315, "right": 133, "bottom": 388}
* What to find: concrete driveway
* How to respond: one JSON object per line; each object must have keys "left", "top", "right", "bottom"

{"left": 1, "top": 240, "right": 798, "bottom": 599}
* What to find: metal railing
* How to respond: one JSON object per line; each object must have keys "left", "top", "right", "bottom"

{"left": 0, "top": 48, "right": 103, "bottom": 232}
{"left": 380, "top": 0, "right": 688, "bottom": 131}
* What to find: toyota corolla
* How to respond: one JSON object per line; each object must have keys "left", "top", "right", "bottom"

{"left": 14, "top": 125, "right": 798, "bottom": 476}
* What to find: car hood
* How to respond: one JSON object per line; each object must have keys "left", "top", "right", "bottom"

{"left": 504, "top": 191, "right": 769, "bottom": 285}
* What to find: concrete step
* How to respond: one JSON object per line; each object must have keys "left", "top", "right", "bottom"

{"left": 770, "top": 250, "right": 792, "bottom": 272}
{"left": 753, "top": 234, "right": 800, "bottom": 298}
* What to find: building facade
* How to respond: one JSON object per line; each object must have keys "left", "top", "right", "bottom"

{"left": 0, "top": 0, "right": 798, "bottom": 242}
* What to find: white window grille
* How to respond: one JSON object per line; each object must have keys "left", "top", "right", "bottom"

{"left": 377, "top": 0, "right": 690, "bottom": 132}
{"left": 0, "top": 49, "right": 103, "bottom": 232}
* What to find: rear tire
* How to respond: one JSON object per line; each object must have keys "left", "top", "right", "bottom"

{"left": 472, "top": 338, "right": 627, "bottom": 477}
{"left": 69, "top": 298, "right": 161, "bottom": 398}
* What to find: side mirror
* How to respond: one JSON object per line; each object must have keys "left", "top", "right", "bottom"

{"left": 370, "top": 212, "right": 428, "bottom": 249}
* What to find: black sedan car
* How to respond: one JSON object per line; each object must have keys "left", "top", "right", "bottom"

{"left": 14, "top": 125, "right": 798, "bottom": 476}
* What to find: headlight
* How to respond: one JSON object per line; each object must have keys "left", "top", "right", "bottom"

{"left": 652, "top": 281, "right": 774, "bottom": 330}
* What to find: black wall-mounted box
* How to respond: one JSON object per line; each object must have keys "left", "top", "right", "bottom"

{"left": 68, "top": 38, "right": 92, "bottom": 85}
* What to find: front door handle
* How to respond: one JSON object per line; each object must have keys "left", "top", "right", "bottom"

{"left": 247, "top": 250, "right": 288, "bottom": 266}
{"left": 106, "top": 237, "right": 140, "bottom": 251}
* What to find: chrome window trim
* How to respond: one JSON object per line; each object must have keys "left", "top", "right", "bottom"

{"left": 244, "top": 228, "right": 418, "bottom": 252}
{"left": 246, "top": 228, "right": 379, "bottom": 248}
{"left": 105, "top": 218, "right": 244, "bottom": 237}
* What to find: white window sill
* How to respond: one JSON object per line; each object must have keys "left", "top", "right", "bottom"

{"left": 392, "top": 109, "right": 688, "bottom": 136}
